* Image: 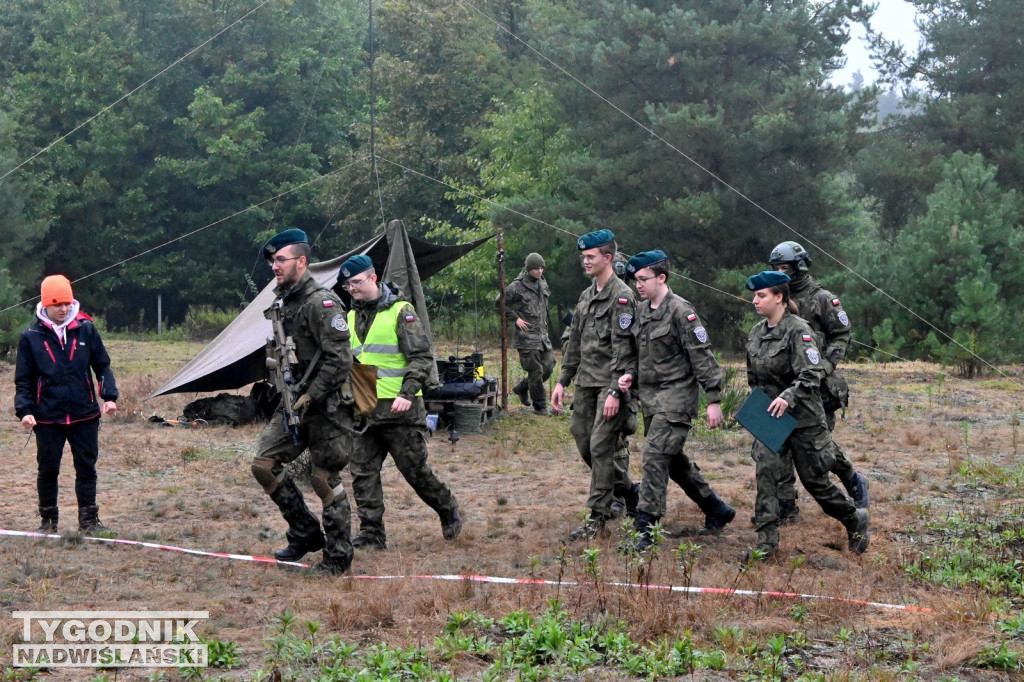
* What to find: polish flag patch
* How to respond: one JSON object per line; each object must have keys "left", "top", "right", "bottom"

{"left": 404, "top": 314, "right": 416, "bottom": 322}
{"left": 832, "top": 298, "right": 841, "bottom": 306}
{"left": 802, "top": 334, "right": 813, "bottom": 343}
{"left": 618, "top": 298, "right": 629, "bottom": 305}
{"left": 322, "top": 300, "right": 335, "bottom": 307}
{"left": 687, "top": 313, "right": 697, "bottom": 321}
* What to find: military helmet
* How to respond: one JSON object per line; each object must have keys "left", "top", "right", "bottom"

{"left": 768, "top": 241, "right": 811, "bottom": 272}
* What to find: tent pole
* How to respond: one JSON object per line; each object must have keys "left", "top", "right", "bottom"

{"left": 497, "top": 226, "right": 508, "bottom": 413}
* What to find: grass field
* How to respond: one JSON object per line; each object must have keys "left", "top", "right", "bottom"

{"left": 1, "top": 340, "right": 1022, "bottom": 680}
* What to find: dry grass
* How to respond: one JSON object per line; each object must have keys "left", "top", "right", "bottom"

{"left": 0, "top": 344, "right": 1022, "bottom": 679}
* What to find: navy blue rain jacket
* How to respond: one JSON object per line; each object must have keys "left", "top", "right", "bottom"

{"left": 14, "top": 312, "right": 118, "bottom": 424}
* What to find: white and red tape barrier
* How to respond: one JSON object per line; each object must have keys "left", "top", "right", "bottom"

{"left": 0, "top": 528, "right": 935, "bottom": 615}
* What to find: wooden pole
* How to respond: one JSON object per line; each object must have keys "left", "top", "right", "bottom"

{"left": 497, "top": 226, "right": 508, "bottom": 413}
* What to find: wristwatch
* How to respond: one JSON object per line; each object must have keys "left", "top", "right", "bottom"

{"left": 608, "top": 388, "right": 622, "bottom": 399}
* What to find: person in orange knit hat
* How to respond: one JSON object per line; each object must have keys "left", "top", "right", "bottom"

{"left": 15, "top": 275, "right": 119, "bottom": 535}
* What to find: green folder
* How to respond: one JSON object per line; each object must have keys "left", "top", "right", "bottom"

{"left": 735, "top": 387, "right": 797, "bottom": 454}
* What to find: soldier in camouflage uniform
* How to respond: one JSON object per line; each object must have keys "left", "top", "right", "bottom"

{"left": 744, "top": 270, "right": 868, "bottom": 561}
{"left": 338, "top": 254, "right": 462, "bottom": 550}
{"left": 767, "top": 241, "right": 868, "bottom": 524}
{"left": 251, "top": 229, "right": 355, "bottom": 575}
{"left": 505, "top": 252, "right": 556, "bottom": 415}
{"left": 552, "top": 230, "right": 640, "bottom": 541}
{"left": 617, "top": 251, "right": 736, "bottom": 552}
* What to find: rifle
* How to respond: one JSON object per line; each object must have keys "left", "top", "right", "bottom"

{"left": 265, "top": 300, "right": 302, "bottom": 445}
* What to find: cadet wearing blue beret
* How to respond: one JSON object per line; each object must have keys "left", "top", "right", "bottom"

{"left": 262, "top": 228, "right": 308, "bottom": 258}
{"left": 617, "top": 249, "right": 735, "bottom": 552}
{"left": 743, "top": 268, "right": 868, "bottom": 563}
{"left": 554, "top": 228, "right": 641, "bottom": 541}
{"left": 252, "top": 226, "right": 357, "bottom": 576}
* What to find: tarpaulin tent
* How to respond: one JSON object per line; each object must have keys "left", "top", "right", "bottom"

{"left": 149, "top": 220, "right": 490, "bottom": 398}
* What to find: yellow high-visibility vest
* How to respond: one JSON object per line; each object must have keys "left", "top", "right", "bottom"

{"left": 348, "top": 302, "right": 422, "bottom": 398}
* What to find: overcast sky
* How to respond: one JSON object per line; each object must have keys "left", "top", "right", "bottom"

{"left": 831, "top": 0, "right": 922, "bottom": 88}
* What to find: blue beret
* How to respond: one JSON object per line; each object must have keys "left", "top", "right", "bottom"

{"left": 626, "top": 250, "right": 668, "bottom": 277}
{"left": 339, "top": 254, "right": 373, "bottom": 281}
{"left": 577, "top": 229, "right": 615, "bottom": 251}
{"left": 263, "top": 228, "right": 308, "bottom": 258}
{"left": 745, "top": 270, "right": 791, "bottom": 291}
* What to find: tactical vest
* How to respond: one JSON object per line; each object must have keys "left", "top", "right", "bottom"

{"left": 348, "top": 301, "right": 422, "bottom": 398}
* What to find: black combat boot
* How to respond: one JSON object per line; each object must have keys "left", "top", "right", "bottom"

{"left": 274, "top": 533, "right": 325, "bottom": 561}
{"left": 623, "top": 483, "right": 640, "bottom": 519}
{"left": 351, "top": 533, "right": 388, "bottom": 550}
{"left": 37, "top": 506, "right": 58, "bottom": 533}
{"left": 698, "top": 497, "right": 736, "bottom": 536}
{"left": 846, "top": 509, "right": 870, "bottom": 555}
{"left": 568, "top": 511, "right": 607, "bottom": 541}
{"left": 313, "top": 554, "right": 352, "bottom": 576}
{"left": 513, "top": 381, "right": 531, "bottom": 407}
{"left": 630, "top": 513, "right": 660, "bottom": 553}
{"left": 440, "top": 506, "right": 463, "bottom": 540}
{"left": 78, "top": 505, "right": 112, "bottom": 535}
{"left": 778, "top": 498, "right": 800, "bottom": 525}
{"left": 844, "top": 472, "right": 870, "bottom": 509}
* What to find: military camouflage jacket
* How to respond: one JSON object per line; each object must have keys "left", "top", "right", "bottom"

{"left": 504, "top": 270, "right": 552, "bottom": 351}
{"left": 351, "top": 282, "right": 434, "bottom": 423}
{"left": 557, "top": 274, "right": 637, "bottom": 390}
{"left": 746, "top": 311, "right": 826, "bottom": 428}
{"left": 788, "top": 275, "right": 850, "bottom": 375}
{"left": 265, "top": 271, "right": 352, "bottom": 407}
{"left": 632, "top": 290, "right": 721, "bottom": 421}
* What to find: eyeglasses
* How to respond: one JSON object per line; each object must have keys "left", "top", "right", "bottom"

{"left": 580, "top": 254, "right": 602, "bottom": 263}
{"left": 268, "top": 256, "right": 301, "bottom": 267}
{"left": 633, "top": 274, "right": 659, "bottom": 283}
{"left": 342, "top": 275, "right": 371, "bottom": 290}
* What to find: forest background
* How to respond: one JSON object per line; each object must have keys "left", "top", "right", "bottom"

{"left": 0, "top": 0, "right": 1020, "bottom": 377}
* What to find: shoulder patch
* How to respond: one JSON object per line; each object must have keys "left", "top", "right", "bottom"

{"left": 331, "top": 314, "right": 348, "bottom": 332}
{"left": 694, "top": 326, "right": 708, "bottom": 343}
{"left": 805, "top": 347, "right": 820, "bottom": 365}
{"left": 404, "top": 313, "right": 417, "bottom": 323}
{"left": 686, "top": 313, "right": 697, "bottom": 321}
{"left": 322, "top": 299, "right": 335, "bottom": 308}
{"left": 838, "top": 311, "right": 850, "bottom": 327}
{"left": 802, "top": 334, "right": 813, "bottom": 343}
{"left": 831, "top": 298, "right": 841, "bottom": 306}
{"left": 618, "top": 313, "right": 633, "bottom": 329}
{"left": 617, "top": 297, "right": 629, "bottom": 305}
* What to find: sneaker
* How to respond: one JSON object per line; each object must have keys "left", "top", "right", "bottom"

{"left": 698, "top": 505, "right": 736, "bottom": 536}
{"left": 313, "top": 555, "right": 352, "bottom": 576}
{"left": 351, "top": 533, "right": 388, "bottom": 550}
{"left": 568, "top": 512, "right": 606, "bottom": 541}
{"left": 440, "top": 507, "right": 462, "bottom": 541}
{"left": 847, "top": 509, "right": 870, "bottom": 555}
{"left": 513, "top": 384, "right": 531, "bottom": 407}
{"left": 846, "top": 472, "right": 870, "bottom": 509}
{"left": 275, "top": 534, "right": 326, "bottom": 561}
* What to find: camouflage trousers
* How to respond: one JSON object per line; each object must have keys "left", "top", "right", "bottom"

{"left": 349, "top": 422, "right": 458, "bottom": 542}
{"left": 514, "top": 348, "right": 556, "bottom": 407}
{"left": 638, "top": 414, "right": 719, "bottom": 519}
{"left": 776, "top": 407, "right": 856, "bottom": 501}
{"left": 253, "top": 409, "right": 352, "bottom": 563}
{"left": 569, "top": 386, "right": 635, "bottom": 518}
{"left": 752, "top": 423, "right": 858, "bottom": 549}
